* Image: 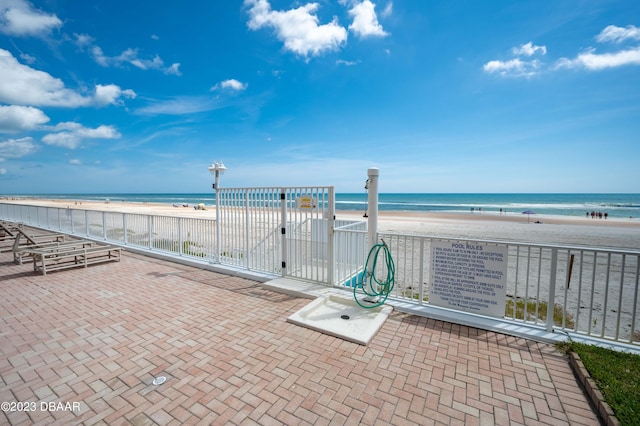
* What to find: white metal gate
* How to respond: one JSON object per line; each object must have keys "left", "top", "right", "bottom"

{"left": 216, "top": 186, "right": 335, "bottom": 284}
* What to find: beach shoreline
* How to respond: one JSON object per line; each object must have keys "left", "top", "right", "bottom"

{"left": 3, "top": 197, "right": 638, "bottom": 225}
{"left": 2, "top": 197, "right": 639, "bottom": 249}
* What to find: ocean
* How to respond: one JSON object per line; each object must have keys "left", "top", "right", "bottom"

{"left": 5, "top": 193, "right": 640, "bottom": 220}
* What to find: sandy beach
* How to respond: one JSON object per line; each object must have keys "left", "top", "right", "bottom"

{"left": 3, "top": 197, "right": 640, "bottom": 250}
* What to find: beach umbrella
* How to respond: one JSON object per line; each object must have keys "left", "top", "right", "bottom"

{"left": 522, "top": 210, "right": 535, "bottom": 223}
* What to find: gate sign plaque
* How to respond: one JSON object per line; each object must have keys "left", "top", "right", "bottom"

{"left": 296, "top": 195, "right": 316, "bottom": 209}
{"left": 429, "top": 241, "right": 508, "bottom": 318}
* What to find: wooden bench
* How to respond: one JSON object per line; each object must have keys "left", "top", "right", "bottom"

{"left": 28, "top": 244, "right": 122, "bottom": 275}
{"left": 3, "top": 229, "right": 65, "bottom": 254}
{"left": 0, "top": 221, "right": 20, "bottom": 238}
{"left": 0, "top": 221, "right": 22, "bottom": 249}
{"left": 13, "top": 239, "right": 94, "bottom": 265}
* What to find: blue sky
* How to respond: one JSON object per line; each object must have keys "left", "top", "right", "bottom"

{"left": 1, "top": 0, "right": 639, "bottom": 194}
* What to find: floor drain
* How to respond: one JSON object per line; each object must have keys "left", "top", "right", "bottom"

{"left": 341, "top": 315, "right": 350, "bottom": 320}
{"left": 152, "top": 376, "right": 167, "bottom": 386}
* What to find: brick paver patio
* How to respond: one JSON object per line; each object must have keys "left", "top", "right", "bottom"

{"left": 1, "top": 246, "right": 600, "bottom": 425}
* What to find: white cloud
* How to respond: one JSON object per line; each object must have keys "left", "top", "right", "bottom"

{"left": 128, "top": 52, "right": 164, "bottom": 70}
{"left": 19, "top": 52, "right": 35, "bottom": 63}
{"left": 73, "top": 33, "right": 94, "bottom": 47}
{"left": 77, "top": 35, "right": 181, "bottom": 75}
{"left": 135, "top": 96, "right": 220, "bottom": 115}
{"left": 556, "top": 46, "right": 640, "bottom": 70}
{"left": 0, "top": 0, "right": 62, "bottom": 37}
{"left": 555, "top": 25, "right": 640, "bottom": 71}
{"left": 0, "top": 48, "right": 136, "bottom": 107}
{"left": 512, "top": 42, "right": 546, "bottom": 57}
{"left": 69, "top": 159, "right": 82, "bottom": 165}
{"left": 380, "top": 2, "right": 393, "bottom": 18}
{"left": 41, "top": 132, "right": 78, "bottom": 148}
{"left": 0, "top": 48, "right": 89, "bottom": 106}
{"left": 0, "top": 168, "right": 6, "bottom": 174}
{"left": 94, "top": 84, "right": 137, "bottom": 106}
{"left": 0, "top": 105, "right": 49, "bottom": 132}
{"left": 483, "top": 41, "right": 546, "bottom": 78}
{"left": 348, "top": 0, "right": 389, "bottom": 38}
{"left": 165, "top": 63, "right": 182, "bottom": 76}
{"left": 212, "top": 79, "right": 248, "bottom": 91}
{"left": 49, "top": 122, "right": 119, "bottom": 136}
{"left": 0, "top": 136, "right": 38, "bottom": 159}
{"left": 483, "top": 58, "right": 541, "bottom": 78}
{"left": 336, "top": 58, "right": 359, "bottom": 66}
{"left": 596, "top": 25, "right": 640, "bottom": 44}
{"left": 42, "top": 122, "right": 121, "bottom": 149}
{"left": 488, "top": 26, "right": 640, "bottom": 77}
{"left": 245, "top": 0, "right": 348, "bottom": 58}
{"left": 90, "top": 45, "right": 109, "bottom": 66}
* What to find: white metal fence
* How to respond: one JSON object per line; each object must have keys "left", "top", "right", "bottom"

{"left": 2, "top": 200, "right": 639, "bottom": 347}
{"left": 215, "top": 186, "right": 337, "bottom": 282}
{"left": 331, "top": 229, "right": 640, "bottom": 347}
{"left": 0, "top": 186, "right": 339, "bottom": 282}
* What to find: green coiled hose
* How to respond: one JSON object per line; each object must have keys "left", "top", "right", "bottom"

{"left": 354, "top": 240, "right": 395, "bottom": 308}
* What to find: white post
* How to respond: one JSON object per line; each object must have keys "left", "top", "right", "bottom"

{"left": 281, "top": 188, "right": 287, "bottom": 277}
{"left": 546, "top": 248, "right": 558, "bottom": 332}
{"left": 148, "top": 215, "right": 153, "bottom": 249}
{"left": 363, "top": 168, "right": 380, "bottom": 302}
{"left": 327, "top": 186, "right": 335, "bottom": 286}
{"left": 367, "top": 167, "right": 379, "bottom": 251}
{"left": 178, "top": 217, "right": 184, "bottom": 256}
{"left": 245, "top": 190, "right": 250, "bottom": 268}
{"left": 123, "top": 214, "right": 128, "bottom": 245}
{"left": 102, "top": 211, "right": 107, "bottom": 241}
{"left": 215, "top": 171, "right": 221, "bottom": 262}
{"left": 208, "top": 162, "right": 227, "bottom": 263}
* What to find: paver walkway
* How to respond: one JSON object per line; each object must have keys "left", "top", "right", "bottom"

{"left": 0, "top": 247, "right": 600, "bottom": 425}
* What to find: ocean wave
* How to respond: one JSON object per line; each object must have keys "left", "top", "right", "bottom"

{"left": 337, "top": 201, "right": 634, "bottom": 211}
{"left": 12, "top": 193, "right": 640, "bottom": 218}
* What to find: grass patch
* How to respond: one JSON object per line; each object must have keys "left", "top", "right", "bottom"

{"left": 401, "top": 286, "right": 429, "bottom": 302}
{"left": 505, "top": 299, "right": 575, "bottom": 328}
{"left": 397, "top": 291, "right": 577, "bottom": 328}
{"left": 562, "top": 342, "right": 640, "bottom": 424}
{"left": 152, "top": 239, "right": 207, "bottom": 257}
{"left": 106, "top": 227, "right": 136, "bottom": 240}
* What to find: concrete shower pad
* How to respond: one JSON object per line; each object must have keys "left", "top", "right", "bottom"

{"left": 287, "top": 294, "right": 393, "bottom": 345}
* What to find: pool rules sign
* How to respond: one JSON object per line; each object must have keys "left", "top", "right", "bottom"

{"left": 430, "top": 241, "right": 508, "bottom": 318}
